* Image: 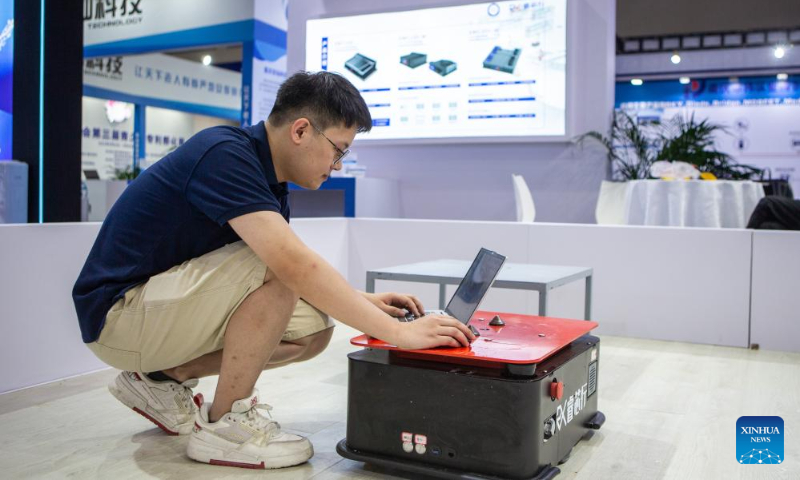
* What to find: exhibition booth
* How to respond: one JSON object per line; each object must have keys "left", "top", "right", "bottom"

{"left": 79, "top": 0, "right": 281, "bottom": 219}
{"left": 5, "top": 0, "right": 794, "bottom": 224}
{"left": 0, "top": 0, "right": 799, "bottom": 477}
{"left": 0, "top": 0, "right": 797, "bottom": 386}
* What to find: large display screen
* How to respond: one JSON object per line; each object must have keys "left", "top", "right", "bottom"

{"left": 306, "top": 0, "right": 567, "bottom": 141}
{"left": 0, "top": 0, "right": 12, "bottom": 159}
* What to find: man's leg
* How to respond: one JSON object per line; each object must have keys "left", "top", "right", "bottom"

{"left": 87, "top": 241, "right": 333, "bottom": 440}
{"left": 184, "top": 276, "right": 324, "bottom": 469}
{"left": 162, "top": 327, "right": 334, "bottom": 383}
{"left": 205, "top": 271, "right": 297, "bottom": 422}
{"left": 265, "top": 327, "right": 334, "bottom": 369}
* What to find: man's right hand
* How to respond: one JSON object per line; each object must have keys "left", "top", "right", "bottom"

{"left": 392, "top": 315, "right": 476, "bottom": 350}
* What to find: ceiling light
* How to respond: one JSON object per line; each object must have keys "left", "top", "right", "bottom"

{"left": 679, "top": 77, "right": 690, "bottom": 84}
{"left": 773, "top": 46, "right": 785, "bottom": 59}
{"left": 202, "top": 55, "right": 212, "bottom": 66}
{"left": 631, "top": 78, "right": 643, "bottom": 86}
{"left": 777, "top": 73, "right": 788, "bottom": 80}
{"left": 670, "top": 52, "right": 681, "bottom": 64}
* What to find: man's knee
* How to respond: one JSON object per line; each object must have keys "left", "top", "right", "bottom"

{"left": 257, "top": 271, "right": 299, "bottom": 311}
{"left": 291, "top": 328, "right": 334, "bottom": 361}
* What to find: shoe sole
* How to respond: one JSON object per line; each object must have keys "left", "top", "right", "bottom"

{"left": 187, "top": 435, "right": 313, "bottom": 469}
{"left": 108, "top": 374, "right": 193, "bottom": 436}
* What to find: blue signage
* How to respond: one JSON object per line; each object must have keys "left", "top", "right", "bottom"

{"left": 616, "top": 75, "right": 800, "bottom": 109}
{"left": 132, "top": 63, "right": 239, "bottom": 98}
{"left": 0, "top": 0, "right": 12, "bottom": 160}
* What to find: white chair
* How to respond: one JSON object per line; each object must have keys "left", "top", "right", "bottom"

{"left": 512, "top": 174, "right": 536, "bottom": 223}
{"left": 595, "top": 180, "right": 628, "bottom": 225}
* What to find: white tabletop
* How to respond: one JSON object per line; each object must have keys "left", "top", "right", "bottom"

{"left": 369, "top": 259, "right": 592, "bottom": 288}
{"left": 622, "top": 179, "right": 765, "bottom": 228}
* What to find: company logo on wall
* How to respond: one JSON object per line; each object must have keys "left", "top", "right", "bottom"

{"left": 84, "top": 56, "right": 123, "bottom": 81}
{"left": 83, "top": 0, "right": 143, "bottom": 30}
{"left": 736, "top": 416, "right": 784, "bottom": 465}
{"left": 104, "top": 100, "right": 131, "bottom": 124}
{"left": 508, "top": 1, "right": 546, "bottom": 14}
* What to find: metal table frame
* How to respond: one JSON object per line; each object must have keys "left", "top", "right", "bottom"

{"left": 366, "top": 260, "right": 593, "bottom": 319}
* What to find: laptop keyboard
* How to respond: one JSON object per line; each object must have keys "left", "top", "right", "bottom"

{"left": 398, "top": 310, "right": 446, "bottom": 322}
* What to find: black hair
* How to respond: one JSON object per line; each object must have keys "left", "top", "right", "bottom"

{"left": 268, "top": 71, "right": 372, "bottom": 133}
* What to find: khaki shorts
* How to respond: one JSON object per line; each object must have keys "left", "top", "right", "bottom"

{"left": 87, "top": 241, "right": 334, "bottom": 373}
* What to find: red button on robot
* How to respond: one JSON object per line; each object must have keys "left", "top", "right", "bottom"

{"left": 550, "top": 380, "right": 564, "bottom": 400}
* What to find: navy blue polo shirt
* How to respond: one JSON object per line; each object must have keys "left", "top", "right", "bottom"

{"left": 72, "top": 122, "right": 290, "bottom": 343}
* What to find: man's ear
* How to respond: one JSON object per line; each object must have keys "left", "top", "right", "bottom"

{"left": 290, "top": 118, "right": 311, "bottom": 145}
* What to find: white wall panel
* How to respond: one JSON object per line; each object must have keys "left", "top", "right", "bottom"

{"left": 0, "top": 219, "right": 349, "bottom": 394}
{"left": 525, "top": 223, "right": 753, "bottom": 347}
{"left": 0, "top": 223, "right": 105, "bottom": 394}
{"left": 2, "top": 219, "right": 786, "bottom": 394}
{"left": 750, "top": 231, "right": 800, "bottom": 353}
{"left": 347, "top": 220, "right": 753, "bottom": 347}
{"left": 291, "top": 218, "right": 349, "bottom": 276}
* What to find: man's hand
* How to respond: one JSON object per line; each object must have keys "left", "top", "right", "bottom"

{"left": 393, "top": 315, "right": 476, "bottom": 350}
{"left": 362, "top": 291, "right": 424, "bottom": 317}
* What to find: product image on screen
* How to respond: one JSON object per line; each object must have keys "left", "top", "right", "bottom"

{"left": 400, "top": 52, "right": 427, "bottom": 69}
{"left": 306, "top": 0, "right": 567, "bottom": 140}
{"left": 429, "top": 59, "right": 457, "bottom": 77}
{"left": 344, "top": 53, "right": 377, "bottom": 80}
{"left": 483, "top": 47, "right": 521, "bottom": 74}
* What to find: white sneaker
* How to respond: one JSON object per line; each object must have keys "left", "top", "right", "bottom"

{"left": 187, "top": 388, "right": 313, "bottom": 469}
{"left": 108, "top": 371, "right": 198, "bottom": 435}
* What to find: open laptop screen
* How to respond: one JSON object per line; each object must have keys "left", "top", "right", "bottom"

{"left": 445, "top": 248, "right": 506, "bottom": 324}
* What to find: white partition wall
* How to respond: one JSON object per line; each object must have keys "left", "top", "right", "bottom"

{"left": 349, "top": 220, "right": 754, "bottom": 348}
{"left": 0, "top": 220, "right": 349, "bottom": 394}
{"left": 524, "top": 223, "right": 753, "bottom": 347}
{"left": 1, "top": 219, "right": 794, "bottom": 393}
{"left": 291, "top": 218, "right": 350, "bottom": 276}
{"left": 750, "top": 231, "right": 800, "bottom": 352}
{"left": 0, "top": 224, "right": 105, "bottom": 394}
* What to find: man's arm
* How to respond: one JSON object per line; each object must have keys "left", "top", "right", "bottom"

{"left": 229, "top": 211, "right": 474, "bottom": 349}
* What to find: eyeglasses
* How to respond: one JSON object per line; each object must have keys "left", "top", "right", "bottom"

{"left": 310, "top": 122, "right": 350, "bottom": 166}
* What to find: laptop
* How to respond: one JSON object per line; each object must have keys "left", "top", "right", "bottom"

{"left": 399, "top": 248, "right": 506, "bottom": 329}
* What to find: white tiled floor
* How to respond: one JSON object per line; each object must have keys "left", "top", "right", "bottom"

{"left": 1, "top": 324, "right": 798, "bottom": 479}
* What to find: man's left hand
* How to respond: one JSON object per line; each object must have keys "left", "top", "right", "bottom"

{"left": 362, "top": 292, "right": 424, "bottom": 317}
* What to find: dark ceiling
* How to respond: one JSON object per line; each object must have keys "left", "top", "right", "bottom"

{"left": 162, "top": 0, "right": 800, "bottom": 65}
{"left": 617, "top": 0, "right": 800, "bottom": 38}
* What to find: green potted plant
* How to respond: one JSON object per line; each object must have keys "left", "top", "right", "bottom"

{"left": 655, "top": 114, "right": 762, "bottom": 180}
{"left": 576, "top": 110, "right": 658, "bottom": 181}
{"left": 114, "top": 165, "right": 141, "bottom": 181}
{"left": 577, "top": 110, "right": 764, "bottom": 224}
{"left": 578, "top": 110, "right": 763, "bottom": 181}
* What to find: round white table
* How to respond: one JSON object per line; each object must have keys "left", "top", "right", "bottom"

{"left": 622, "top": 180, "right": 766, "bottom": 228}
